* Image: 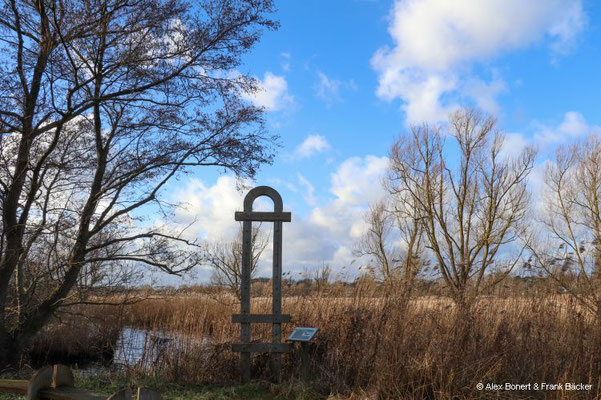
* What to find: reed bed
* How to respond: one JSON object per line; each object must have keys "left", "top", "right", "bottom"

{"left": 26, "top": 288, "right": 601, "bottom": 399}
{"left": 97, "top": 290, "right": 599, "bottom": 399}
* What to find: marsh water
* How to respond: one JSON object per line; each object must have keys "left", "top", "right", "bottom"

{"left": 78, "top": 326, "right": 207, "bottom": 374}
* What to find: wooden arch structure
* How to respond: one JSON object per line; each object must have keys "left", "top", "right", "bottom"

{"left": 231, "top": 186, "right": 291, "bottom": 383}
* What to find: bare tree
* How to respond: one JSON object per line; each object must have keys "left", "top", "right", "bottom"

{"left": 312, "top": 263, "right": 331, "bottom": 294}
{"left": 0, "top": 0, "right": 277, "bottom": 367}
{"left": 354, "top": 201, "right": 398, "bottom": 282}
{"left": 354, "top": 197, "right": 424, "bottom": 296}
{"left": 205, "top": 225, "right": 268, "bottom": 299}
{"left": 390, "top": 187, "right": 426, "bottom": 293}
{"left": 528, "top": 135, "right": 601, "bottom": 320}
{"left": 387, "top": 108, "right": 535, "bottom": 307}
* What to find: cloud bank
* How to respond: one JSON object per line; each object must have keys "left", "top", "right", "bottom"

{"left": 372, "top": 0, "right": 586, "bottom": 123}
{"left": 166, "top": 156, "right": 389, "bottom": 282}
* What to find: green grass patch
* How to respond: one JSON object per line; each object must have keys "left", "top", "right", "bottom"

{"left": 82, "top": 373, "right": 289, "bottom": 400}
{"left": 0, "top": 372, "right": 323, "bottom": 400}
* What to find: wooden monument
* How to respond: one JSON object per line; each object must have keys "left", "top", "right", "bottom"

{"left": 231, "top": 186, "right": 291, "bottom": 383}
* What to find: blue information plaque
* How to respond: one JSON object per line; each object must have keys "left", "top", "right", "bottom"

{"left": 287, "top": 327, "right": 319, "bottom": 342}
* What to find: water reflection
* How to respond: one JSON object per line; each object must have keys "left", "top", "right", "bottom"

{"left": 113, "top": 326, "right": 174, "bottom": 367}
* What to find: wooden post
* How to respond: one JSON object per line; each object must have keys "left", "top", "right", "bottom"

{"left": 272, "top": 218, "right": 283, "bottom": 384}
{"left": 232, "top": 186, "right": 291, "bottom": 383}
{"left": 240, "top": 217, "right": 252, "bottom": 383}
{"left": 26, "top": 366, "right": 53, "bottom": 400}
{"left": 299, "top": 342, "right": 310, "bottom": 383}
{"left": 286, "top": 327, "right": 319, "bottom": 383}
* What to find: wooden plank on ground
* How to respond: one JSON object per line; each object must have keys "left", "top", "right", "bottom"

{"left": 232, "top": 314, "right": 291, "bottom": 323}
{"left": 232, "top": 343, "right": 290, "bottom": 353}
{"left": 39, "top": 387, "right": 109, "bottom": 400}
{"left": 137, "top": 387, "right": 162, "bottom": 400}
{"left": 0, "top": 380, "right": 120, "bottom": 400}
{"left": 106, "top": 388, "right": 132, "bottom": 400}
{"left": 0, "top": 379, "right": 27, "bottom": 394}
{"left": 0, "top": 370, "right": 158, "bottom": 400}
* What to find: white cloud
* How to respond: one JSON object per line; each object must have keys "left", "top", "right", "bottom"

{"left": 498, "top": 112, "right": 601, "bottom": 214}
{"left": 378, "top": 0, "right": 584, "bottom": 71}
{"left": 310, "top": 156, "right": 388, "bottom": 243}
{"left": 171, "top": 176, "right": 250, "bottom": 241}
{"left": 281, "top": 52, "right": 291, "bottom": 72}
{"left": 161, "top": 156, "right": 390, "bottom": 283}
{"left": 329, "top": 156, "right": 389, "bottom": 208}
{"left": 315, "top": 71, "right": 357, "bottom": 106}
{"left": 295, "top": 134, "right": 332, "bottom": 158}
{"left": 372, "top": 0, "right": 586, "bottom": 123}
{"left": 535, "top": 111, "right": 600, "bottom": 144}
{"left": 297, "top": 173, "right": 317, "bottom": 206}
{"left": 529, "top": 159, "right": 553, "bottom": 215}
{"left": 500, "top": 132, "right": 531, "bottom": 159}
{"left": 462, "top": 75, "right": 507, "bottom": 115}
{"left": 377, "top": 71, "right": 459, "bottom": 124}
{"left": 501, "top": 111, "right": 600, "bottom": 158}
{"left": 306, "top": 156, "right": 389, "bottom": 268}
{"left": 242, "top": 72, "right": 295, "bottom": 111}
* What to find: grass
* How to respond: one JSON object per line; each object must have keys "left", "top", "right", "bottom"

{"left": 0, "top": 371, "right": 301, "bottom": 400}
{"left": 79, "top": 372, "right": 294, "bottom": 399}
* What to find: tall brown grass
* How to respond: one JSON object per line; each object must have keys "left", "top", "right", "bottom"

{"left": 27, "top": 285, "right": 601, "bottom": 399}
{"left": 92, "top": 287, "right": 599, "bottom": 399}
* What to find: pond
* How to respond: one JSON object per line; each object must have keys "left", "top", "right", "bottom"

{"left": 79, "top": 326, "right": 209, "bottom": 375}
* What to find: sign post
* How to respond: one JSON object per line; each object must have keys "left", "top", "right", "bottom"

{"left": 231, "top": 186, "right": 291, "bottom": 383}
{"left": 287, "top": 327, "right": 319, "bottom": 382}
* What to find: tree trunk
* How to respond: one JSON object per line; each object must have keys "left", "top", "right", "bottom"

{"left": 454, "top": 289, "right": 475, "bottom": 317}
{"left": 0, "top": 329, "right": 20, "bottom": 371}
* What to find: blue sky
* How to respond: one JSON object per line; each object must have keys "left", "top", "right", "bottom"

{"left": 160, "top": 0, "right": 601, "bottom": 284}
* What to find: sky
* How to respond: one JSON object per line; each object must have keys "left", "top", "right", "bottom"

{"left": 158, "top": 0, "right": 601, "bottom": 285}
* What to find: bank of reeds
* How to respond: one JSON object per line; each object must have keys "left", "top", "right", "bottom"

{"left": 27, "top": 287, "right": 601, "bottom": 399}
{"left": 24, "top": 304, "right": 123, "bottom": 368}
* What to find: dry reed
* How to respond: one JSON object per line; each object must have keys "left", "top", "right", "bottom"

{"left": 103, "top": 288, "right": 601, "bottom": 399}
{"left": 27, "top": 286, "right": 601, "bottom": 399}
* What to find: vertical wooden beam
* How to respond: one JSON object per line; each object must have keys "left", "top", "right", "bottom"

{"left": 240, "top": 219, "right": 252, "bottom": 383}
{"left": 26, "top": 366, "right": 53, "bottom": 400}
{"left": 300, "top": 342, "right": 310, "bottom": 382}
{"left": 106, "top": 388, "right": 132, "bottom": 400}
{"left": 51, "top": 365, "right": 74, "bottom": 388}
{"left": 272, "top": 219, "right": 283, "bottom": 383}
{"left": 233, "top": 186, "right": 290, "bottom": 384}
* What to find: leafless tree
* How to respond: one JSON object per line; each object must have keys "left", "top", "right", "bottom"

{"left": 0, "top": 0, "right": 277, "bottom": 367}
{"left": 205, "top": 225, "right": 268, "bottom": 299}
{"left": 387, "top": 108, "right": 536, "bottom": 307}
{"left": 528, "top": 135, "right": 601, "bottom": 320}
{"left": 354, "top": 202, "right": 397, "bottom": 282}
{"left": 354, "top": 197, "right": 424, "bottom": 297}
{"left": 312, "top": 263, "right": 331, "bottom": 294}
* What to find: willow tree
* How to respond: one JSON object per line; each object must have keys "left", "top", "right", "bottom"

{"left": 0, "top": 0, "right": 277, "bottom": 367}
{"left": 529, "top": 135, "right": 601, "bottom": 321}
{"left": 205, "top": 225, "right": 268, "bottom": 300}
{"left": 387, "top": 109, "right": 535, "bottom": 307}
{"left": 354, "top": 200, "right": 424, "bottom": 292}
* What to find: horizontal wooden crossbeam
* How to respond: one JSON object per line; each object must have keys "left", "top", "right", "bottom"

{"left": 234, "top": 211, "right": 291, "bottom": 222}
{"left": 232, "top": 343, "right": 291, "bottom": 353}
{"left": 232, "top": 314, "right": 291, "bottom": 324}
